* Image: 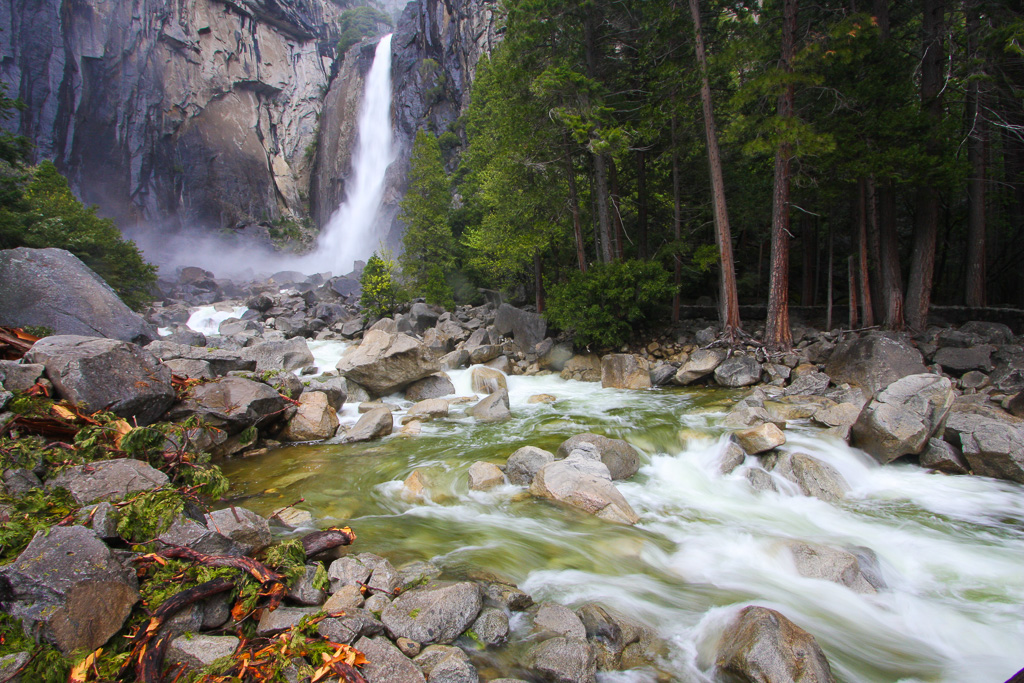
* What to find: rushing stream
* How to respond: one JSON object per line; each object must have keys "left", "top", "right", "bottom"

{"left": 219, "top": 368, "right": 1024, "bottom": 682}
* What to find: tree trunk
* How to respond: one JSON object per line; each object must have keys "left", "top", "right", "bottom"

{"left": 688, "top": 0, "right": 741, "bottom": 335}
{"left": 801, "top": 214, "right": 816, "bottom": 305}
{"left": 878, "top": 183, "right": 905, "bottom": 329}
{"left": 965, "top": 2, "right": 986, "bottom": 307}
{"left": 905, "top": 0, "right": 945, "bottom": 331}
{"left": 534, "top": 251, "right": 545, "bottom": 313}
{"left": 849, "top": 256, "right": 859, "bottom": 329}
{"left": 857, "top": 179, "right": 875, "bottom": 326}
{"left": 609, "top": 158, "right": 625, "bottom": 259}
{"left": 593, "top": 153, "right": 614, "bottom": 263}
{"left": 765, "top": 0, "right": 798, "bottom": 351}
{"left": 672, "top": 118, "right": 682, "bottom": 323}
{"left": 637, "top": 149, "right": 648, "bottom": 259}
{"left": 565, "top": 137, "right": 587, "bottom": 273}
{"left": 826, "top": 219, "right": 834, "bottom": 331}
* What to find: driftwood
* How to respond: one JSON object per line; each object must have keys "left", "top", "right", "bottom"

{"left": 0, "top": 327, "right": 37, "bottom": 361}
{"left": 301, "top": 526, "right": 357, "bottom": 557}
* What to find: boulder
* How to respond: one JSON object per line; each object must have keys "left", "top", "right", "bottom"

{"left": 204, "top": 507, "right": 272, "bottom": 555}
{"left": 336, "top": 330, "right": 441, "bottom": 396}
{"left": 0, "top": 526, "right": 139, "bottom": 654}
{"left": 145, "top": 341, "right": 256, "bottom": 375}
{"left": 506, "top": 446, "right": 556, "bottom": 486}
{"left": 784, "top": 371, "right": 831, "bottom": 396}
{"left": 471, "top": 607, "right": 510, "bottom": 646}
{"left": 560, "top": 354, "right": 603, "bottom": 382}
{"left": 825, "top": 332, "right": 927, "bottom": 396}
{"left": 319, "top": 610, "right": 386, "bottom": 645}
{"left": 256, "top": 606, "right": 320, "bottom": 636}
{"left": 673, "top": 348, "right": 727, "bottom": 385}
{"left": 555, "top": 433, "right": 641, "bottom": 480}
{"left": 539, "top": 341, "right": 574, "bottom": 371}
{"left": 601, "top": 354, "right": 652, "bottom": 390}
{"left": 468, "top": 344, "right": 503, "bottom": 365}
{"left": 530, "top": 444, "right": 639, "bottom": 524}
{"left": 763, "top": 452, "right": 850, "bottom": 503}
{"left": 25, "top": 336, "right": 174, "bottom": 425}
{"left": 715, "top": 606, "right": 835, "bottom": 683}
{"left": 405, "top": 373, "right": 456, "bottom": 401}
{"left": 162, "top": 358, "right": 214, "bottom": 380}
{"left": 281, "top": 391, "right": 339, "bottom": 441}
{"left": 355, "top": 636, "right": 426, "bottom": 683}
{"left": 404, "top": 398, "right": 449, "bottom": 424}
{"left": 532, "top": 602, "right": 586, "bottom": 639}
{"left": 305, "top": 376, "right": 348, "bottom": 411}
{"left": 168, "top": 376, "right": 285, "bottom": 435}
{"left": 343, "top": 406, "right": 393, "bottom": 443}
{"left": 328, "top": 557, "right": 372, "bottom": 591}
{"left": 576, "top": 603, "right": 661, "bottom": 671}
{"left": 471, "top": 366, "right": 507, "bottom": 394}
{"left": 0, "top": 247, "right": 156, "bottom": 343}
{"left": 944, "top": 407, "right": 1024, "bottom": 483}
{"left": 734, "top": 423, "right": 786, "bottom": 455}
{"left": 934, "top": 345, "right": 996, "bottom": 375}
{"left": 785, "top": 541, "right": 882, "bottom": 593}
{"left": 919, "top": 438, "right": 969, "bottom": 474}
{"left": 468, "top": 461, "right": 505, "bottom": 490}
{"left": 714, "top": 355, "right": 762, "bottom": 388}
{"left": 166, "top": 634, "right": 239, "bottom": 672}
{"left": 380, "top": 581, "right": 483, "bottom": 645}
{"left": 851, "top": 374, "right": 955, "bottom": 464}
{"left": 240, "top": 337, "right": 315, "bottom": 374}
{"left": 493, "top": 303, "right": 547, "bottom": 351}
{"left": 466, "top": 389, "right": 511, "bottom": 422}
{"left": 526, "top": 637, "right": 596, "bottom": 683}
{"left": 960, "top": 320, "right": 1014, "bottom": 345}
{"left": 440, "top": 349, "right": 469, "bottom": 371}
{"left": 0, "top": 361, "right": 45, "bottom": 392}
{"left": 157, "top": 515, "right": 243, "bottom": 556}
{"left": 1008, "top": 390, "right": 1024, "bottom": 418}
{"left": 414, "top": 645, "right": 478, "bottom": 682}
{"left": 46, "top": 459, "right": 168, "bottom": 504}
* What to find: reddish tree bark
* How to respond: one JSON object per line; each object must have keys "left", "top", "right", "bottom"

{"left": 965, "top": 2, "right": 986, "bottom": 307}
{"left": 857, "top": 179, "right": 875, "bottom": 326}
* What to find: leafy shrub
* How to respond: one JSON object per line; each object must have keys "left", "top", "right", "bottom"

{"left": 544, "top": 259, "right": 676, "bottom": 348}
{"left": 360, "top": 251, "right": 402, "bottom": 321}
{"left": 423, "top": 264, "right": 454, "bottom": 309}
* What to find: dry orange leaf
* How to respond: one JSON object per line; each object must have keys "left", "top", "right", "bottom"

{"left": 69, "top": 647, "right": 102, "bottom": 682}
{"left": 112, "top": 419, "right": 133, "bottom": 448}
{"left": 51, "top": 404, "right": 77, "bottom": 421}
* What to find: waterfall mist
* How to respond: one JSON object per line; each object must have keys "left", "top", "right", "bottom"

{"left": 297, "top": 33, "right": 395, "bottom": 276}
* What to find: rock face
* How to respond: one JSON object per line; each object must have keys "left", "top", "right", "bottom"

{"left": 851, "top": 374, "right": 955, "bottom": 464}
{"left": 0, "top": 248, "right": 157, "bottom": 343}
{"left": 530, "top": 443, "right": 639, "bottom": 524}
{"left": 2, "top": 0, "right": 342, "bottom": 235}
{"left": 601, "top": 354, "right": 652, "bottom": 390}
{"left": 336, "top": 330, "right": 440, "bottom": 397}
{"left": 825, "top": 333, "right": 927, "bottom": 396}
{"left": 555, "top": 434, "right": 641, "bottom": 481}
{"left": 380, "top": 581, "right": 483, "bottom": 645}
{"left": 0, "top": 526, "right": 139, "bottom": 654}
{"left": 26, "top": 335, "right": 174, "bottom": 425}
{"left": 715, "top": 606, "right": 835, "bottom": 683}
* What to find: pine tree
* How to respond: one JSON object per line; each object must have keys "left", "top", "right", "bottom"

{"left": 399, "top": 129, "right": 454, "bottom": 303}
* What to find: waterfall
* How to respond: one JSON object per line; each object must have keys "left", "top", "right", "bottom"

{"left": 305, "top": 34, "right": 395, "bottom": 275}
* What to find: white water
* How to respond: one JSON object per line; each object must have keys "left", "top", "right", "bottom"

{"left": 184, "top": 305, "right": 248, "bottom": 336}
{"left": 225, "top": 370, "right": 1024, "bottom": 681}
{"left": 298, "top": 34, "right": 395, "bottom": 276}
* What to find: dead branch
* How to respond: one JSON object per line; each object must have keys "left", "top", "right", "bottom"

{"left": 302, "top": 527, "right": 356, "bottom": 557}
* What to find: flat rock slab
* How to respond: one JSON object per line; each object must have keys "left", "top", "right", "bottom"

{"left": 25, "top": 335, "right": 174, "bottom": 425}
{"left": 47, "top": 458, "right": 168, "bottom": 504}
{"left": 381, "top": 581, "right": 483, "bottom": 645}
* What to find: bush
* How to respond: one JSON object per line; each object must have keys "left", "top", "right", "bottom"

{"left": 423, "top": 264, "right": 454, "bottom": 309}
{"left": 360, "top": 251, "right": 402, "bottom": 321}
{"left": 544, "top": 260, "right": 676, "bottom": 348}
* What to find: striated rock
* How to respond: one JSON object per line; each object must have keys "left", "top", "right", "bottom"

{"left": 168, "top": 376, "right": 285, "bottom": 435}
{"left": 506, "top": 446, "right": 556, "bottom": 486}
{"left": 406, "top": 373, "right": 456, "bottom": 401}
{"left": 851, "top": 374, "right": 954, "bottom": 464}
{"left": 715, "top": 606, "right": 835, "bottom": 683}
{"left": 471, "top": 366, "right": 507, "bottom": 394}
{"left": 0, "top": 248, "right": 156, "bottom": 343}
{"left": 466, "top": 388, "right": 511, "bottom": 422}
{"left": 281, "top": 391, "right": 339, "bottom": 441}
{"left": 381, "top": 581, "right": 483, "bottom": 645}
{"left": 26, "top": 335, "right": 174, "bottom": 425}
{"left": 785, "top": 541, "right": 882, "bottom": 593}
{"left": 555, "top": 433, "right": 641, "bottom": 481}
{"left": 355, "top": 636, "right": 427, "bottom": 683}
{"left": 734, "top": 423, "right": 787, "bottom": 455}
{"left": 344, "top": 406, "right": 394, "bottom": 443}
{"left": 337, "top": 330, "right": 441, "bottom": 397}
{"left": 825, "top": 332, "right": 926, "bottom": 396}
{"left": 530, "top": 444, "right": 639, "bottom": 524}
{"left": 0, "top": 526, "right": 139, "bottom": 654}
{"left": 673, "top": 348, "right": 727, "bottom": 385}
{"left": 714, "top": 355, "right": 762, "bottom": 388}
{"left": 47, "top": 459, "right": 168, "bottom": 505}
{"left": 468, "top": 461, "right": 505, "bottom": 490}
{"left": 526, "top": 637, "right": 596, "bottom": 683}
{"left": 601, "top": 354, "right": 651, "bottom": 390}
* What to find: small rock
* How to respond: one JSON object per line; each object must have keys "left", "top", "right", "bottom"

{"left": 328, "top": 557, "right": 372, "bottom": 591}
{"left": 403, "top": 398, "right": 449, "bottom": 424}
{"left": 470, "top": 366, "right": 507, "bottom": 394}
{"left": 405, "top": 373, "right": 456, "bottom": 401}
{"left": 673, "top": 348, "right": 727, "bottom": 385}
{"left": 532, "top": 602, "right": 586, "bottom": 639}
{"left": 555, "top": 433, "right": 641, "bottom": 480}
{"left": 734, "top": 423, "right": 786, "bottom": 455}
{"left": 355, "top": 636, "right": 427, "bottom": 683}
{"left": 526, "top": 637, "right": 596, "bottom": 683}
{"left": 397, "top": 637, "right": 422, "bottom": 658}
{"left": 919, "top": 438, "right": 969, "bottom": 474}
{"left": 528, "top": 394, "right": 557, "bottom": 404}
{"left": 506, "top": 446, "right": 555, "bottom": 486}
{"left": 714, "top": 355, "right": 762, "bottom": 388}
{"left": 324, "top": 584, "right": 365, "bottom": 612}
{"left": 466, "top": 388, "right": 511, "bottom": 422}
{"left": 287, "top": 564, "right": 328, "bottom": 606}
{"left": 166, "top": 634, "right": 239, "bottom": 672}
{"left": 204, "top": 506, "right": 272, "bottom": 555}
{"left": 471, "top": 607, "right": 509, "bottom": 646}
{"left": 256, "top": 606, "right": 320, "bottom": 636}
{"left": 468, "top": 461, "right": 505, "bottom": 490}
{"left": 344, "top": 406, "right": 393, "bottom": 443}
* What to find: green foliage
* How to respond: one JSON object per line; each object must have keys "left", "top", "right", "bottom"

{"left": 262, "top": 538, "right": 309, "bottom": 585}
{"left": 400, "top": 130, "right": 455, "bottom": 301}
{"left": 360, "top": 251, "right": 402, "bottom": 320}
{"left": 0, "top": 487, "right": 77, "bottom": 564}
{"left": 0, "top": 613, "right": 70, "bottom": 683}
{"left": 545, "top": 260, "right": 676, "bottom": 348}
{"left": 337, "top": 6, "right": 393, "bottom": 54}
{"left": 422, "top": 264, "right": 455, "bottom": 309}
{"left": 116, "top": 489, "right": 186, "bottom": 543}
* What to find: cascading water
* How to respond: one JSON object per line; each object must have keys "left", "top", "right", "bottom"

{"left": 302, "top": 34, "right": 395, "bottom": 275}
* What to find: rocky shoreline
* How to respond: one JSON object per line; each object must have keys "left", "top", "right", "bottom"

{"left": 2, "top": 247, "right": 1024, "bottom": 682}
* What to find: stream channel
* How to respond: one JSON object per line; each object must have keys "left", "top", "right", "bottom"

{"left": 217, "top": 341, "right": 1024, "bottom": 682}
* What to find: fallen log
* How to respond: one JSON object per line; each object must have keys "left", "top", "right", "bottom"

{"left": 302, "top": 526, "right": 357, "bottom": 557}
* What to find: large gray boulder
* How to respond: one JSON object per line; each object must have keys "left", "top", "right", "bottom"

{"left": 851, "top": 374, "right": 955, "bottom": 464}
{"left": 25, "top": 335, "right": 174, "bottom": 425}
{"left": 530, "top": 443, "right": 639, "bottom": 524}
{"left": 715, "top": 606, "right": 835, "bottom": 683}
{"left": 0, "top": 526, "right": 139, "bottom": 654}
{"left": 167, "top": 376, "right": 285, "bottom": 435}
{"left": 380, "top": 581, "right": 483, "bottom": 645}
{"left": 526, "top": 637, "right": 596, "bottom": 683}
{"left": 601, "top": 354, "right": 651, "bottom": 390}
{"left": 673, "top": 348, "right": 727, "bottom": 385}
{"left": 47, "top": 459, "right": 168, "bottom": 504}
{"left": 240, "top": 337, "right": 315, "bottom": 374}
{"left": 493, "top": 303, "right": 547, "bottom": 351}
{"left": 0, "top": 248, "right": 156, "bottom": 344}
{"left": 763, "top": 452, "right": 850, "bottom": 503}
{"left": 555, "top": 433, "right": 641, "bottom": 480}
{"left": 943, "top": 404, "right": 1024, "bottom": 483}
{"left": 714, "top": 355, "right": 762, "bottom": 388}
{"left": 336, "top": 330, "right": 440, "bottom": 396}
{"left": 825, "top": 332, "right": 927, "bottom": 396}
